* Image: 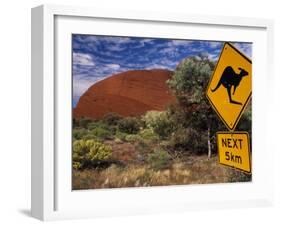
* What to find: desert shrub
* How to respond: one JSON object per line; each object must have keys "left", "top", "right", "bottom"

{"left": 169, "top": 128, "right": 189, "bottom": 151}
{"left": 125, "top": 134, "right": 142, "bottom": 143}
{"left": 81, "top": 134, "right": 100, "bottom": 141}
{"left": 147, "top": 148, "right": 171, "bottom": 170}
{"left": 118, "top": 117, "right": 140, "bottom": 134}
{"left": 86, "top": 140, "right": 112, "bottom": 160}
{"left": 73, "top": 118, "right": 80, "bottom": 127}
{"left": 90, "top": 127, "right": 112, "bottom": 140}
{"left": 135, "top": 139, "right": 150, "bottom": 154}
{"left": 87, "top": 120, "right": 117, "bottom": 140}
{"left": 139, "top": 128, "right": 159, "bottom": 141}
{"left": 102, "top": 112, "right": 123, "bottom": 126}
{"left": 114, "top": 137, "right": 123, "bottom": 144}
{"left": 73, "top": 128, "right": 87, "bottom": 140}
{"left": 115, "top": 130, "right": 128, "bottom": 141}
{"left": 78, "top": 117, "right": 93, "bottom": 128}
{"left": 142, "top": 111, "right": 174, "bottom": 138}
{"left": 88, "top": 121, "right": 104, "bottom": 130}
{"left": 73, "top": 139, "right": 112, "bottom": 170}
{"left": 169, "top": 127, "right": 208, "bottom": 154}
{"left": 72, "top": 161, "right": 82, "bottom": 170}
{"left": 158, "top": 140, "right": 171, "bottom": 150}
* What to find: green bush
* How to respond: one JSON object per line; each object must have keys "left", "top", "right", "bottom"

{"left": 118, "top": 117, "right": 140, "bottom": 134}
{"left": 139, "top": 128, "right": 159, "bottom": 141}
{"left": 142, "top": 111, "right": 173, "bottom": 138}
{"left": 169, "top": 127, "right": 207, "bottom": 154}
{"left": 73, "top": 139, "right": 112, "bottom": 170}
{"left": 81, "top": 134, "right": 100, "bottom": 141}
{"left": 91, "top": 127, "right": 112, "bottom": 140}
{"left": 147, "top": 148, "right": 171, "bottom": 170}
{"left": 125, "top": 134, "right": 142, "bottom": 143}
{"left": 90, "top": 121, "right": 117, "bottom": 134}
{"left": 78, "top": 117, "right": 93, "bottom": 128}
{"left": 73, "top": 118, "right": 80, "bottom": 127}
{"left": 72, "top": 161, "right": 82, "bottom": 170}
{"left": 87, "top": 121, "right": 104, "bottom": 130}
{"left": 115, "top": 130, "right": 128, "bottom": 141}
{"left": 169, "top": 128, "right": 188, "bottom": 150}
{"left": 102, "top": 112, "right": 123, "bottom": 126}
{"left": 73, "top": 128, "right": 87, "bottom": 140}
{"left": 135, "top": 139, "right": 151, "bottom": 153}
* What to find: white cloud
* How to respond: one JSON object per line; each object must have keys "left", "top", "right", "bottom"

{"left": 233, "top": 43, "right": 252, "bottom": 58}
{"left": 106, "top": 63, "right": 120, "bottom": 70}
{"left": 169, "top": 40, "right": 193, "bottom": 47}
{"left": 159, "top": 46, "right": 180, "bottom": 57}
{"left": 145, "top": 63, "right": 172, "bottom": 70}
{"left": 102, "top": 37, "right": 132, "bottom": 44}
{"left": 140, "top": 38, "right": 154, "bottom": 44}
{"left": 75, "top": 35, "right": 98, "bottom": 43}
{"left": 107, "top": 45, "right": 126, "bottom": 51}
{"left": 73, "top": 77, "right": 93, "bottom": 98}
{"left": 208, "top": 42, "right": 222, "bottom": 48}
{"left": 73, "top": 75, "right": 103, "bottom": 98}
{"left": 160, "top": 58, "right": 177, "bottom": 67}
{"left": 159, "top": 47, "right": 174, "bottom": 54}
{"left": 73, "top": 53, "right": 95, "bottom": 66}
{"left": 207, "top": 53, "right": 219, "bottom": 61}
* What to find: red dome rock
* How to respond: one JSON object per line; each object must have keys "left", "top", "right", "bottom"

{"left": 73, "top": 69, "right": 176, "bottom": 119}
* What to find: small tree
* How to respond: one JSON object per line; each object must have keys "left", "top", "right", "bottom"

{"left": 102, "top": 112, "right": 123, "bottom": 126}
{"left": 117, "top": 117, "right": 140, "bottom": 134}
{"left": 142, "top": 111, "right": 174, "bottom": 139}
{"left": 78, "top": 117, "right": 93, "bottom": 129}
{"left": 167, "top": 55, "right": 223, "bottom": 158}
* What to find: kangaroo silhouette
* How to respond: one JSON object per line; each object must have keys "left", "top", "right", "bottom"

{"left": 211, "top": 66, "right": 248, "bottom": 105}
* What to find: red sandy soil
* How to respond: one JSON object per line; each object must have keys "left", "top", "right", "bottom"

{"left": 104, "top": 140, "right": 137, "bottom": 163}
{"left": 73, "top": 69, "right": 176, "bottom": 119}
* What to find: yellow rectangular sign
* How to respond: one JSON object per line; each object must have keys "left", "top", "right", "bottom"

{"left": 217, "top": 131, "right": 251, "bottom": 173}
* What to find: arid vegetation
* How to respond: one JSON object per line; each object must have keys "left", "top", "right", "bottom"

{"left": 72, "top": 56, "right": 251, "bottom": 190}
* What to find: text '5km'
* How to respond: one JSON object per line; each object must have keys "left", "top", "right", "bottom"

{"left": 217, "top": 132, "right": 251, "bottom": 173}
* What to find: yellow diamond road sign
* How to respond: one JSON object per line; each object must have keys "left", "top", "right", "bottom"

{"left": 217, "top": 132, "right": 251, "bottom": 173}
{"left": 206, "top": 42, "right": 252, "bottom": 131}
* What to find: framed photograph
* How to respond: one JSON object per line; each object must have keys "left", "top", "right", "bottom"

{"left": 31, "top": 4, "right": 274, "bottom": 221}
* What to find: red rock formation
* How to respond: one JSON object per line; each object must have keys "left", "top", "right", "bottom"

{"left": 73, "top": 69, "right": 176, "bottom": 119}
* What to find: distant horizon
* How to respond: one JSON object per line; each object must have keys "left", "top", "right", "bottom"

{"left": 72, "top": 34, "right": 252, "bottom": 107}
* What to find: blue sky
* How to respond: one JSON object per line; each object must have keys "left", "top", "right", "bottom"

{"left": 72, "top": 34, "right": 252, "bottom": 107}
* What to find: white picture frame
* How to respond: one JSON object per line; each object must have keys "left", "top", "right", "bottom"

{"left": 31, "top": 4, "right": 274, "bottom": 221}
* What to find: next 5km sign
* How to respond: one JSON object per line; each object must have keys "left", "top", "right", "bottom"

{"left": 217, "top": 132, "right": 251, "bottom": 173}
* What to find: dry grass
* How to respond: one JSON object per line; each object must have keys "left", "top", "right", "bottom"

{"left": 72, "top": 156, "right": 251, "bottom": 190}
